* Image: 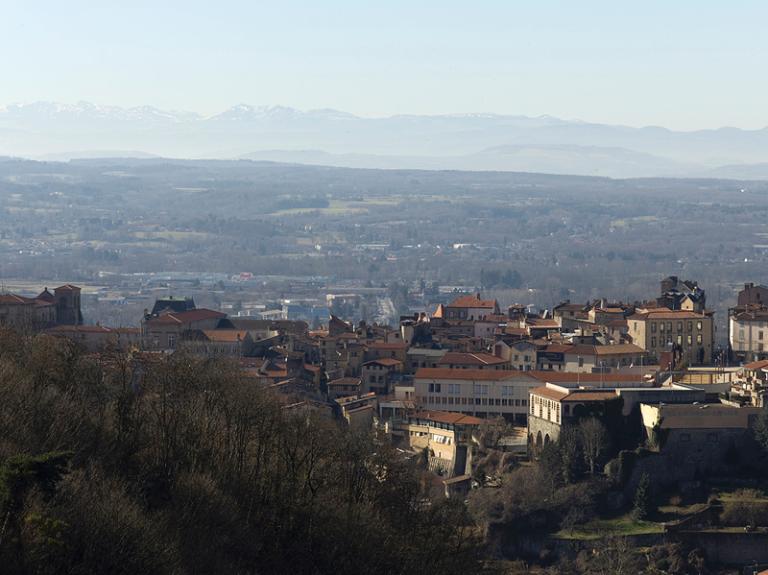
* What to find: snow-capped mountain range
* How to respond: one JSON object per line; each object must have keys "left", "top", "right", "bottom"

{"left": 2, "top": 101, "right": 768, "bottom": 178}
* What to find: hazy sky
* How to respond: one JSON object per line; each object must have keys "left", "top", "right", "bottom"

{"left": 2, "top": 0, "right": 766, "bottom": 130}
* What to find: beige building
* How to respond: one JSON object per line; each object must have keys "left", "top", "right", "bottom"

{"left": 627, "top": 308, "right": 714, "bottom": 365}
{"left": 0, "top": 285, "right": 82, "bottom": 332}
{"left": 560, "top": 343, "right": 651, "bottom": 373}
{"left": 435, "top": 293, "right": 500, "bottom": 321}
{"left": 729, "top": 306, "right": 768, "bottom": 363}
{"left": 414, "top": 367, "right": 538, "bottom": 424}
{"left": 641, "top": 402, "right": 761, "bottom": 435}
{"left": 395, "top": 411, "right": 482, "bottom": 475}
{"left": 334, "top": 393, "right": 378, "bottom": 431}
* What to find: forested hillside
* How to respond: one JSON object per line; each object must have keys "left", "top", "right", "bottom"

{"left": 0, "top": 330, "right": 480, "bottom": 575}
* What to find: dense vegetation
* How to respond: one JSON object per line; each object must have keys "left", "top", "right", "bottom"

{"left": 0, "top": 330, "right": 480, "bottom": 575}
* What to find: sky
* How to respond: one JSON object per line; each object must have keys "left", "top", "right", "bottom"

{"left": 1, "top": 0, "right": 766, "bottom": 130}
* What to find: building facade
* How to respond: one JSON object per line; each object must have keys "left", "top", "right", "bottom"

{"left": 627, "top": 308, "right": 714, "bottom": 365}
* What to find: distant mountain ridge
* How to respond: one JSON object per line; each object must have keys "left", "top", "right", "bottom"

{"left": 2, "top": 101, "right": 768, "bottom": 178}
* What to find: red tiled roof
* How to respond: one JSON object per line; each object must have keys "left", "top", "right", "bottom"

{"left": 504, "top": 327, "right": 528, "bottom": 336}
{"left": 547, "top": 343, "right": 645, "bottom": 356}
{"left": 566, "top": 391, "right": 619, "bottom": 401}
{"left": 200, "top": 330, "right": 248, "bottom": 342}
{"left": 530, "top": 386, "right": 619, "bottom": 402}
{"left": 411, "top": 410, "right": 484, "bottom": 426}
{"left": 480, "top": 314, "right": 509, "bottom": 323}
{"left": 530, "top": 386, "right": 569, "bottom": 401}
{"left": 628, "top": 308, "right": 708, "bottom": 320}
{"left": 414, "top": 367, "right": 523, "bottom": 381}
{"left": 0, "top": 294, "right": 36, "bottom": 305}
{"left": 744, "top": 359, "right": 768, "bottom": 371}
{"left": 447, "top": 294, "right": 497, "bottom": 309}
{"left": 364, "top": 358, "right": 403, "bottom": 367}
{"left": 438, "top": 351, "right": 507, "bottom": 366}
{"left": 597, "top": 307, "right": 626, "bottom": 314}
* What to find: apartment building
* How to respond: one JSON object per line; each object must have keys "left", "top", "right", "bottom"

{"left": 413, "top": 367, "right": 539, "bottom": 424}
{"left": 729, "top": 305, "right": 768, "bottom": 363}
{"left": 627, "top": 308, "right": 714, "bottom": 365}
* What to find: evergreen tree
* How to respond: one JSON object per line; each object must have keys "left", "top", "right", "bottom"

{"left": 632, "top": 472, "right": 653, "bottom": 520}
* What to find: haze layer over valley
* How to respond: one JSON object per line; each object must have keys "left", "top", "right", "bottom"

{"left": 4, "top": 101, "right": 768, "bottom": 178}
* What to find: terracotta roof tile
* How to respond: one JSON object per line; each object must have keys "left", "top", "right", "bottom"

{"left": 414, "top": 367, "right": 524, "bottom": 381}
{"left": 364, "top": 358, "right": 403, "bottom": 367}
{"left": 438, "top": 351, "right": 507, "bottom": 366}
{"left": 447, "top": 294, "right": 497, "bottom": 309}
{"left": 410, "top": 411, "right": 484, "bottom": 426}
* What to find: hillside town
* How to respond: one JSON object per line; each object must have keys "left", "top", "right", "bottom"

{"left": 4, "top": 275, "right": 768, "bottom": 572}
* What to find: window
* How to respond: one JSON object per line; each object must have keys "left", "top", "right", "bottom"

{"left": 677, "top": 322, "right": 683, "bottom": 333}
{"left": 651, "top": 337, "right": 656, "bottom": 348}
{"left": 666, "top": 322, "right": 672, "bottom": 332}
{"left": 168, "top": 334, "right": 176, "bottom": 348}
{"left": 428, "top": 383, "right": 442, "bottom": 393}
{"left": 677, "top": 335, "right": 682, "bottom": 345}
{"left": 697, "top": 334, "right": 703, "bottom": 344}
{"left": 687, "top": 335, "right": 692, "bottom": 345}
{"left": 687, "top": 321, "right": 693, "bottom": 332}
{"left": 760, "top": 332, "right": 764, "bottom": 341}
{"left": 473, "top": 384, "right": 489, "bottom": 396}
{"left": 501, "top": 386, "right": 513, "bottom": 397}
{"left": 759, "top": 343, "right": 764, "bottom": 352}
{"left": 578, "top": 357, "right": 584, "bottom": 367}
{"left": 697, "top": 321, "right": 703, "bottom": 331}
{"left": 447, "top": 383, "right": 461, "bottom": 394}
{"left": 740, "top": 329, "right": 745, "bottom": 341}
{"left": 651, "top": 322, "right": 657, "bottom": 333}
{"left": 660, "top": 322, "right": 665, "bottom": 332}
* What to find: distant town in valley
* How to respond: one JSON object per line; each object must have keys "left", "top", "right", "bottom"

{"left": 4, "top": 154, "right": 768, "bottom": 572}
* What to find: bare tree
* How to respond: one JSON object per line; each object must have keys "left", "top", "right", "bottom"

{"left": 579, "top": 418, "right": 608, "bottom": 476}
